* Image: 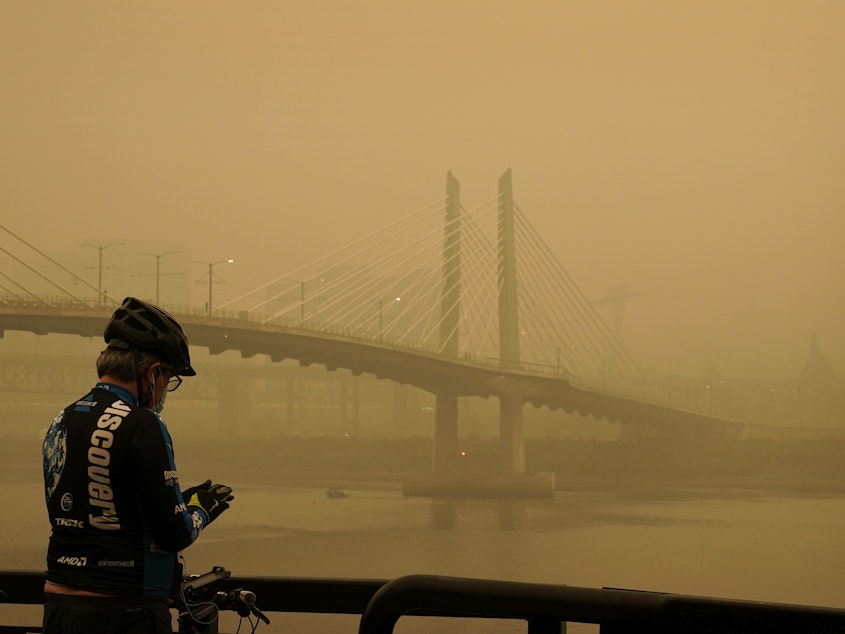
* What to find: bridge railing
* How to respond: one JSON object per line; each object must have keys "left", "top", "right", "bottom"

{"left": 0, "top": 294, "right": 107, "bottom": 312}
{"left": 3, "top": 570, "right": 845, "bottom": 634}
{"left": 0, "top": 295, "right": 666, "bottom": 406}
{"left": 0, "top": 294, "right": 595, "bottom": 374}
{"left": 0, "top": 295, "right": 593, "bottom": 379}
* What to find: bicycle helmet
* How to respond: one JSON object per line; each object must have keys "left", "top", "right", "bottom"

{"left": 104, "top": 297, "right": 197, "bottom": 376}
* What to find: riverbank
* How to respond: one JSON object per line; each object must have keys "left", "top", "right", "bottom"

{"left": 6, "top": 434, "right": 842, "bottom": 496}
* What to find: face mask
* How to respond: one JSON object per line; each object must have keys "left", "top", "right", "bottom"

{"left": 149, "top": 368, "right": 167, "bottom": 414}
{"left": 153, "top": 388, "right": 167, "bottom": 415}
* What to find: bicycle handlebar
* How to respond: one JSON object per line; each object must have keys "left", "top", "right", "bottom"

{"left": 177, "top": 566, "right": 270, "bottom": 633}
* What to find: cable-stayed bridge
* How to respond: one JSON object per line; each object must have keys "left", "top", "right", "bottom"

{"left": 0, "top": 171, "right": 743, "bottom": 484}
{"left": 220, "top": 170, "right": 641, "bottom": 389}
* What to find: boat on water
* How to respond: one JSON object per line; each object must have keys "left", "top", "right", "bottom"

{"left": 325, "top": 487, "right": 350, "bottom": 498}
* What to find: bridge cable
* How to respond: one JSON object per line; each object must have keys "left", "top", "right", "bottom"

{"left": 0, "top": 224, "right": 116, "bottom": 305}
{"left": 261, "top": 200, "right": 446, "bottom": 325}
{"left": 514, "top": 211, "right": 632, "bottom": 382}
{"left": 0, "top": 245, "right": 84, "bottom": 305}
{"left": 513, "top": 205, "right": 646, "bottom": 393}
{"left": 218, "top": 196, "right": 448, "bottom": 311}
{"left": 0, "top": 270, "right": 49, "bottom": 305}
{"left": 301, "top": 202, "right": 449, "bottom": 334}
{"left": 511, "top": 214, "right": 600, "bottom": 376}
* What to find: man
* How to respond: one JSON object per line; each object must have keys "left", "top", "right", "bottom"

{"left": 42, "top": 297, "right": 234, "bottom": 633}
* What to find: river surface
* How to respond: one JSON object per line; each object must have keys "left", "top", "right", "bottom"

{"left": 2, "top": 481, "right": 844, "bottom": 633}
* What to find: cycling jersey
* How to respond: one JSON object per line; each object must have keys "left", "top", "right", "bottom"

{"left": 43, "top": 382, "right": 209, "bottom": 598}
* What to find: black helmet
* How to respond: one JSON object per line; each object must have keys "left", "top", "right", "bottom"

{"left": 104, "top": 297, "right": 196, "bottom": 376}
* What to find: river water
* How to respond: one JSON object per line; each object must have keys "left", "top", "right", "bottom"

{"left": 2, "top": 481, "right": 844, "bottom": 633}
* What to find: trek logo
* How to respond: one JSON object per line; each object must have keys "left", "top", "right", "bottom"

{"left": 87, "top": 399, "right": 131, "bottom": 531}
{"left": 55, "top": 518, "right": 85, "bottom": 528}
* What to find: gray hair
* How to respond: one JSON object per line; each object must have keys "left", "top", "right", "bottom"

{"left": 96, "top": 347, "right": 162, "bottom": 383}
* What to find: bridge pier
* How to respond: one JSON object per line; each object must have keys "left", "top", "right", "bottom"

{"left": 499, "top": 389, "right": 525, "bottom": 475}
{"left": 415, "top": 170, "right": 531, "bottom": 487}
{"left": 285, "top": 378, "right": 295, "bottom": 432}
{"left": 432, "top": 391, "right": 459, "bottom": 476}
{"left": 218, "top": 372, "right": 251, "bottom": 437}
{"left": 340, "top": 378, "right": 360, "bottom": 436}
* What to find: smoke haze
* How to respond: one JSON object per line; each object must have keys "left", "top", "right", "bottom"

{"left": 1, "top": 1, "right": 843, "bottom": 377}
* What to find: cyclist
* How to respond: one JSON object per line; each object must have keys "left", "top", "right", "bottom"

{"left": 42, "top": 297, "right": 235, "bottom": 634}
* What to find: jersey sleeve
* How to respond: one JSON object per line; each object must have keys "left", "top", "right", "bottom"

{"left": 129, "top": 412, "right": 208, "bottom": 553}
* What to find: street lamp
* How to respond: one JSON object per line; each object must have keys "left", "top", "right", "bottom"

{"left": 194, "top": 258, "right": 234, "bottom": 315}
{"left": 135, "top": 251, "right": 181, "bottom": 304}
{"left": 81, "top": 241, "right": 125, "bottom": 303}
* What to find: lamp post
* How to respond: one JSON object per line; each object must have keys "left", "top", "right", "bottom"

{"left": 136, "top": 251, "right": 181, "bottom": 304}
{"left": 194, "top": 258, "right": 234, "bottom": 315}
{"left": 81, "top": 241, "right": 125, "bottom": 303}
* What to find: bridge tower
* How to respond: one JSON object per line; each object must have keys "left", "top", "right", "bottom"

{"left": 497, "top": 168, "right": 525, "bottom": 474}
{"left": 430, "top": 170, "right": 526, "bottom": 477}
{"left": 432, "top": 171, "right": 461, "bottom": 475}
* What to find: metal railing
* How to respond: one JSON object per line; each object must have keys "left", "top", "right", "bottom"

{"left": 357, "top": 574, "right": 845, "bottom": 633}
{"left": 0, "top": 294, "right": 631, "bottom": 394}
{"left": 3, "top": 570, "right": 845, "bottom": 633}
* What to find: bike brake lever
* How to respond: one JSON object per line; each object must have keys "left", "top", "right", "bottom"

{"left": 251, "top": 605, "right": 271, "bottom": 625}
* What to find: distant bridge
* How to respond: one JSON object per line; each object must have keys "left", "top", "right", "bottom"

{"left": 1, "top": 171, "right": 746, "bottom": 479}
{"left": 0, "top": 298, "right": 744, "bottom": 456}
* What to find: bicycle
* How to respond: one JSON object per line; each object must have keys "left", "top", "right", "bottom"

{"left": 175, "top": 566, "right": 270, "bottom": 634}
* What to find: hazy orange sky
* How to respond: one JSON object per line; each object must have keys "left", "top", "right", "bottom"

{"left": 1, "top": 1, "right": 843, "bottom": 378}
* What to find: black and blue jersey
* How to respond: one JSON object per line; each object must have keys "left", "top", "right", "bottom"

{"left": 43, "top": 383, "right": 209, "bottom": 598}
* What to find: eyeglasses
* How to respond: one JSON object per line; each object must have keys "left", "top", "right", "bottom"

{"left": 165, "top": 374, "right": 183, "bottom": 392}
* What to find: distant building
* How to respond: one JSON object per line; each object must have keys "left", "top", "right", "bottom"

{"left": 798, "top": 334, "right": 838, "bottom": 425}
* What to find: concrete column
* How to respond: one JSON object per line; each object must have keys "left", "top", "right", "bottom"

{"left": 339, "top": 377, "right": 348, "bottom": 433}
{"left": 339, "top": 377, "right": 361, "bottom": 436}
{"left": 351, "top": 378, "right": 360, "bottom": 436}
{"left": 392, "top": 381, "right": 408, "bottom": 434}
{"left": 218, "top": 372, "right": 251, "bottom": 438}
{"left": 433, "top": 390, "right": 459, "bottom": 476}
{"left": 499, "top": 390, "right": 525, "bottom": 474}
{"left": 286, "top": 377, "right": 295, "bottom": 433}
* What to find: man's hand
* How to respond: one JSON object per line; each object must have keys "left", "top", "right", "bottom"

{"left": 186, "top": 481, "right": 234, "bottom": 524}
